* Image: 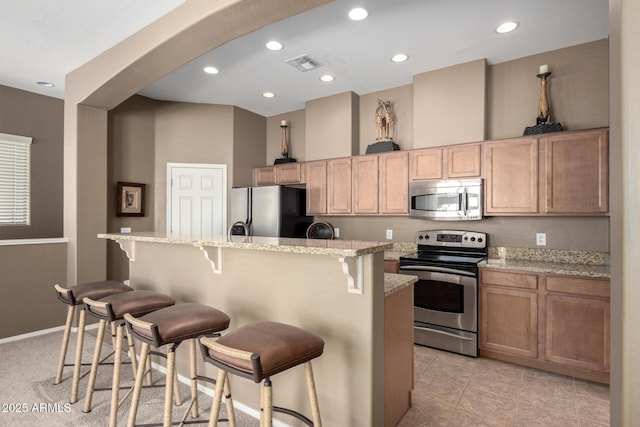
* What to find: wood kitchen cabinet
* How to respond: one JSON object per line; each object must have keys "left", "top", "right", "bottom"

{"left": 541, "top": 128, "right": 609, "bottom": 214}
{"left": 483, "top": 128, "right": 609, "bottom": 215}
{"left": 305, "top": 161, "right": 327, "bottom": 214}
{"left": 327, "top": 157, "right": 352, "bottom": 214}
{"left": 409, "top": 142, "right": 481, "bottom": 181}
{"left": 544, "top": 275, "right": 610, "bottom": 373}
{"left": 379, "top": 151, "right": 409, "bottom": 214}
{"left": 384, "top": 284, "right": 414, "bottom": 426}
{"left": 253, "top": 162, "right": 305, "bottom": 186}
{"left": 352, "top": 155, "right": 379, "bottom": 214}
{"left": 480, "top": 270, "right": 538, "bottom": 358}
{"left": 479, "top": 268, "right": 610, "bottom": 383}
{"left": 353, "top": 151, "right": 409, "bottom": 215}
{"left": 483, "top": 137, "right": 539, "bottom": 214}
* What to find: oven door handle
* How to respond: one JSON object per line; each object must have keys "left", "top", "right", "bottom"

{"left": 414, "top": 325, "right": 475, "bottom": 341}
{"left": 399, "top": 265, "right": 476, "bottom": 277}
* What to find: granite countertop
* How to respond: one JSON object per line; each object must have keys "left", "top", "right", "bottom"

{"left": 384, "top": 273, "right": 417, "bottom": 297}
{"left": 98, "top": 232, "right": 392, "bottom": 257}
{"left": 480, "top": 247, "right": 610, "bottom": 278}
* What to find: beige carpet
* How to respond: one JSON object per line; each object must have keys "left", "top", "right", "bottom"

{"left": 0, "top": 330, "right": 260, "bottom": 426}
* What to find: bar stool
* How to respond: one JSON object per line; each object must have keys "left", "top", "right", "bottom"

{"left": 82, "top": 290, "right": 176, "bottom": 426}
{"left": 124, "top": 303, "right": 232, "bottom": 427}
{"left": 54, "top": 281, "right": 132, "bottom": 403}
{"left": 200, "top": 321, "right": 324, "bottom": 427}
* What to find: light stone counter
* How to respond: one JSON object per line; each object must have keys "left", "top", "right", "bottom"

{"left": 99, "top": 231, "right": 392, "bottom": 257}
{"left": 384, "top": 273, "right": 417, "bottom": 297}
{"left": 481, "top": 247, "right": 610, "bottom": 278}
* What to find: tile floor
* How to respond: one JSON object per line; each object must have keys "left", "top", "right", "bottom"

{"left": 399, "top": 345, "right": 610, "bottom": 427}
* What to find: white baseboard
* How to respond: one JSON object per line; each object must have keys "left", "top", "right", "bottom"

{"left": 0, "top": 323, "right": 100, "bottom": 345}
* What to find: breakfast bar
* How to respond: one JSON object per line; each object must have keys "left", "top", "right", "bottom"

{"left": 99, "top": 232, "right": 415, "bottom": 426}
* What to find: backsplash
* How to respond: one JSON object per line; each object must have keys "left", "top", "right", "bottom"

{"left": 488, "top": 247, "right": 610, "bottom": 266}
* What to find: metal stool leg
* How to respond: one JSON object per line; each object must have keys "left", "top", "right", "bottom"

{"left": 83, "top": 319, "right": 107, "bottom": 412}
{"left": 55, "top": 305, "right": 75, "bottom": 384}
{"left": 305, "top": 362, "right": 322, "bottom": 426}
{"left": 70, "top": 307, "right": 87, "bottom": 403}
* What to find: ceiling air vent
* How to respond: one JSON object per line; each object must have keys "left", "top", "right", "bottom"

{"left": 285, "top": 54, "right": 322, "bottom": 72}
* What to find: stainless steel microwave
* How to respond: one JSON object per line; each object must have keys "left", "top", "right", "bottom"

{"left": 409, "top": 179, "right": 483, "bottom": 220}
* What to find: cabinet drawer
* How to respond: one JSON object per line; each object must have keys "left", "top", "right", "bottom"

{"left": 545, "top": 275, "right": 610, "bottom": 299}
{"left": 481, "top": 269, "right": 538, "bottom": 290}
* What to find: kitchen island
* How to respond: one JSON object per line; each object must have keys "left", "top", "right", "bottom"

{"left": 100, "top": 232, "right": 414, "bottom": 426}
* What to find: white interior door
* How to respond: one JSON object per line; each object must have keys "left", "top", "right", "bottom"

{"left": 167, "top": 163, "right": 227, "bottom": 239}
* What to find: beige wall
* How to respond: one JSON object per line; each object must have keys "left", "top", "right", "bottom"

{"left": 316, "top": 215, "right": 610, "bottom": 252}
{"left": 0, "top": 243, "right": 67, "bottom": 338}
{"left": 305, "top": 91, "right": 359, "bottom": 160}
{"left": 0, "top": 85, "right": 64, "bottom": 239}
{"left": 107, "top": 95, "right": 158, "bottom": 281}
{"left": 232, "top": 106, "right": 266, "bottom": 187}
{"left": 489, "top": 39, "right": 609, "bottom": 139}
{"left": 266, "top": 109, "right": 306, "bottom": 163}
{"left": 153, "top": 101, "right": 235, "bottom": 233}
{"left": 413, "top": 59, "right": 487, "bottom": 147}
{"left": 359, "top": 84, "right": 414, "bottom": 153}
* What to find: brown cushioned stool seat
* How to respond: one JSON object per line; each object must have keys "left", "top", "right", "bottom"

{"left": 124, "top": 303, "right": 231, "bottom": 427}
{"left": 82, "top": 290, "right": 175, "bottom": 426}
{"left": 200, "top": 321, "right": 324, "bottom": 427}
{"left": 53, "top": 281, "right": 132, "bottom": 403}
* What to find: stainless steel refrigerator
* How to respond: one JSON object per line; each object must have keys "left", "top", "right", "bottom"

{"left": 229, "top": 185, "right": 312, "bottom": 237}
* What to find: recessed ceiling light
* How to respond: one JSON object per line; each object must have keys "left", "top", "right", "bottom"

{"left": 203, "top": 66, "right": 219, "bottom": 74}
{"left": 348, "top": 7, "right": 368, "bottom": 21}
{"left": 265, "top": 41, "right": 283, "bottom": 51}
{"left": 262, "top": 92, "right": 276, "bottom": 98}
{"left": 391, "top": 54, "right": 409, "bottom": 63}
{"left": 495, "top": 21, "right": 519, "bottom": 34}
{"left": 320, "top": 74, "right": 335, "bottom": 82}
{"left": 36, "top": 81, "right": 55, "bottom": 88}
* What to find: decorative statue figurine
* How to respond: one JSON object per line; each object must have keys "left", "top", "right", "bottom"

{"left": 375, "top": 99, "right": 395, "bottom": 141}
{"left": 366, "top": 99, "right": 400, "bottom": 154}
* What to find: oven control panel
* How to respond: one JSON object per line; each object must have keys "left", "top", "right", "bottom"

{"left": 415, "top": 230, "right": 487, "bottom": 249}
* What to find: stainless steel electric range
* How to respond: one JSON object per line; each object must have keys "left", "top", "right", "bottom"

{"left": 399, "top": 230, "right": 488, "bottom": 357}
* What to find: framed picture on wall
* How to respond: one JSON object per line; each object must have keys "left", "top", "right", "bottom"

{"left": 117, "top": 182, "right": 145, "bottom": 217}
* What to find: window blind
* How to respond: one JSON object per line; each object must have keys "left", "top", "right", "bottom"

{"left": 0, "top": 133, "right": 33, "bottom": 225}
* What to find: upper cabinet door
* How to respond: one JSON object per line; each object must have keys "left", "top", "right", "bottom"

{"left": 409, "top": 147, "right": 443, "bottom": 181}
{"left": 305, "top": 161, "right": 327, "bottom": 215}
{"left": 352, "top": 155, "right": 379, "bottom": 214}
{"left": 484, "top": 137, "right": 539, "bottom": 214}
{"left": 446, "top": 143, "right": 482, "bottom": 178}
{"left": 541, "top": 128, "right": 609, "bottom": 214}
{"left": 327, "top": 158, "right": 352, "bottom": 214}
{"left": 379, "top": 151, "right": 409, "bottom": 215}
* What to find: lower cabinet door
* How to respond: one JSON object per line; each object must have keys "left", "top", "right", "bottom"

{"left": 480, "top": 286, "right": 538, "bottom": 358}
{"left": 545, "top": 293, "right": 610, "bottom": 372}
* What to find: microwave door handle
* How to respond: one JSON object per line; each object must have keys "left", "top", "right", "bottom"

{"left": 461, "top": 187, "right": 468, "bottom": 214}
